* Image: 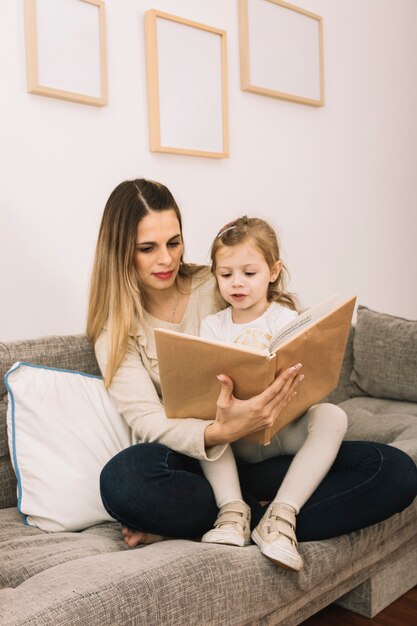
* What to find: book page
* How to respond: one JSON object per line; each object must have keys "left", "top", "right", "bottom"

{"left": 154, "top": 328, "right": 266, "bottom": 355}
{"left": 268, "top": 293, "right": 342, "bottom": 353}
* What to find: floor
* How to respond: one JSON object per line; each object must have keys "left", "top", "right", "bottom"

{"left": 301, "top": 586, "right": 417, "bottom": 625}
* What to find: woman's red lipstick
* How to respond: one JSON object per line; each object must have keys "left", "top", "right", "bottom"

{"left": 153, "top": 271, "right": 174, "bottom": 280}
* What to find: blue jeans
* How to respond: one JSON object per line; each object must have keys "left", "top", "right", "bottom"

{"left": 100, "top": 441, "right": 417, "bottom": 542}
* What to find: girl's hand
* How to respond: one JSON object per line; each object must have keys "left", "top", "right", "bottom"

{"left": 204, "top": 364, "right": 304, "bottom": 446}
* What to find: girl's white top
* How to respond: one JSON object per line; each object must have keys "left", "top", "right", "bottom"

{"left": 200, "top": 302, "right": 298, "bottom": 351}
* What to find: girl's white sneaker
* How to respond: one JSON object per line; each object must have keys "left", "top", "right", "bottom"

{"left": 201, "top": 501, "right": 251, "bottom": 547}
{"left": 251, "top": 502, "right": 303, "bottom": 571}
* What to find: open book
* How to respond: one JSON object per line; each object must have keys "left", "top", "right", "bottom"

{"left": 155, "top": 294, "right": 356, "bottom": 445}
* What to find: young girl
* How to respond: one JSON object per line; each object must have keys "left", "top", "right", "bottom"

{"left": 199, "top": 216, "right": 348, "bottom": 572}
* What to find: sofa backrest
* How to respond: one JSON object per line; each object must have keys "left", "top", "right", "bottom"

{"left": 325, "top": 327, "right": 354, "bottom": 405}
{"left": 0, "top": 334, "right": 100, "bottom": 510}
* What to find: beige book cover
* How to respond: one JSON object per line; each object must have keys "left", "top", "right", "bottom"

{"left": 155, "top": 295, "right": 356, "bottom": 445}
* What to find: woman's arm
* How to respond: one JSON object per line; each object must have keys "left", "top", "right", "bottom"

{"left": 204, "top": 364, "right": 303, "bottom": 446}
{"left": 95, "top": 330, "right": 302, "bottom": 458}
{"left": 95, "top": 330, "right": 228, "bottom": 461}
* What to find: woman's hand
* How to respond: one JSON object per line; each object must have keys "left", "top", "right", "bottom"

{"left": 204, "top": 364, "right": 304, "bottom": 446}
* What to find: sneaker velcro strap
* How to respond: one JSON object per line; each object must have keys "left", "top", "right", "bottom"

{"left": 269, "top": 504, "right": 296, "bottom": 526}
{"left": 268, "top": 519, "right": 297, "bottom": 544}
{"left": 219, "top": 501, "right": 250, "bottom": 515}
{"left": 215, "top": 510, "right": 247, "bottom": 528}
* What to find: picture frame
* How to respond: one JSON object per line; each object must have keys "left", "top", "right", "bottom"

{"left": 238, "top": 0, "right": 324, "bottom": 106}
{"left": 145, "top": 10, "right": 229, "bottom": 158}
{"left": 24, "top": 0, "right": 107, "bottom": 107}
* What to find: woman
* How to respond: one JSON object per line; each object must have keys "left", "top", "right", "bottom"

{"left": 87, "top": 178, "right": 417, "bottom": 549}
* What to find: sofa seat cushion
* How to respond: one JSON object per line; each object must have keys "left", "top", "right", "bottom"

{"left": 0, "top": 502, "right": 416, "bottom": 626}
{"left": 0, "top": 508, "right": 128, "bottom": 589}
{"left": 341, "top": 397, "right": 417, "bottom": 462}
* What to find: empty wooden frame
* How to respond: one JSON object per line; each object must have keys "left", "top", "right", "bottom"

{"left": 24, "top": 0, "right": 107, "bottom": 107}
{"left": 145, "top": 10, "right": 229, "bottom": 158}
{"left": 238, "top": 0, "right": 324, "bottom": 106}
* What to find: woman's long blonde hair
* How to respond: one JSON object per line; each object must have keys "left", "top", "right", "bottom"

{"left": 211, "top": 216, "right": 298, "bottom": 311}
{"left": 87, "top": 178, "right": 201, "bottom": 386}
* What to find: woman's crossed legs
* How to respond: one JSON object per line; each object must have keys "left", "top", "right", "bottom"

{"left": 100, "top": 441, "right": 417, "bottom": 545}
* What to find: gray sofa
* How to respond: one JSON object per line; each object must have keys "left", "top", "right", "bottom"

{"left": 1, "top": 305, "right": 416, "bottom": 626}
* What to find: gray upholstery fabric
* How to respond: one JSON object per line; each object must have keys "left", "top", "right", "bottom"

{"left": 0, "top": 509, "right": 128, "bottom": 589}
{"left": 336, "top": 538, "right": 417, "bottom": 617}
{"left": 264, "top": 530, "right": 417, "bottom": 625}
{"left": 1, "top": 323, "right": 417, "bottom": 626}
{"left": 0, "top": 503, "right": 416, "bottom": 626}
{"left": 350, "top": 306, "right": 417, "bottom": 402}
{"left": 0, "top": 458, "right": 16, "bottom": 510}
{"left": 324, "top": 327, "right": 354, "bottom": 405}
{"left": 342, "top": 396, "right": 417, "bottom": 462}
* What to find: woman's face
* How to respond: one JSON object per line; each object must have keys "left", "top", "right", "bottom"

{"left": 134, "top": 209, "right": 184, "bottom": 294}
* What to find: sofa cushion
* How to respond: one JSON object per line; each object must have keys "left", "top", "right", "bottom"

{"left": 5, "top": 362, "right": 131, "bottom": 532}
{"left": 0, "top": 508, "right": 128, "bottom": 590}
{"left": 341, "top": 396, "right": 417, "bottom": 463}
{"left": 0, "top": 502, "right": 416, "bottom": 626}
{"left": 350, "top": 306, "right": 417, "bottom": 402}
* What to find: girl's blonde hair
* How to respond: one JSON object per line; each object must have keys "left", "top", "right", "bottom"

{"left": 210, "top": 216, "right": 298, "bottom": 311}
{"left": 87, "top": 178, "right": 202, "bottom": 386}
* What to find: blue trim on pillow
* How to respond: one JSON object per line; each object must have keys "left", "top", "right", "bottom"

{"left": 3, "top": 361, "right": 103, "bottom": 526}
{"left": 7, "top": 361, "right": 103, "bottom": 380}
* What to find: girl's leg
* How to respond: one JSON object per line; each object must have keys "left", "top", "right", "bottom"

{"left": 273, "top": 403, "right": 348, "bottom": 512}
{"left": 251, "top": 403, "right": 347, "bottom": 570}
{"left": 200, "top": 445, "right": 245, "bottom": 508}
{"left": 238, "top": 441, "right": 417, "bottom": 541}
{"left": 200, "top": 445, "right": 251, "bottom": 547}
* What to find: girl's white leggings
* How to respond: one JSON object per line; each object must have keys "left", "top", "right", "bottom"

{"left": 200, "top": 403, "right": 348, "bottom": 514}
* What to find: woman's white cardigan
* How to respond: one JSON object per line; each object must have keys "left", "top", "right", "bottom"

{"left": 95, "top": 269, "right": 227, "bottom": 461}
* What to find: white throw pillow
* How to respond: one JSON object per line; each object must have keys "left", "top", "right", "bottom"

{"left": 5, "top": 362, "right": 131, "bottom": 532}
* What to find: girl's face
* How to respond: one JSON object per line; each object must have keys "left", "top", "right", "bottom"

{"left": 214, "top": 240, "right": 281, "bottom": 323}
{"left": 134, "top": 209, "right": 183, "bottom": 294}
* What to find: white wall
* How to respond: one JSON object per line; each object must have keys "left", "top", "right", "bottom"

{"left": 1, "top": 0, "right": 416, "bottom": 342}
